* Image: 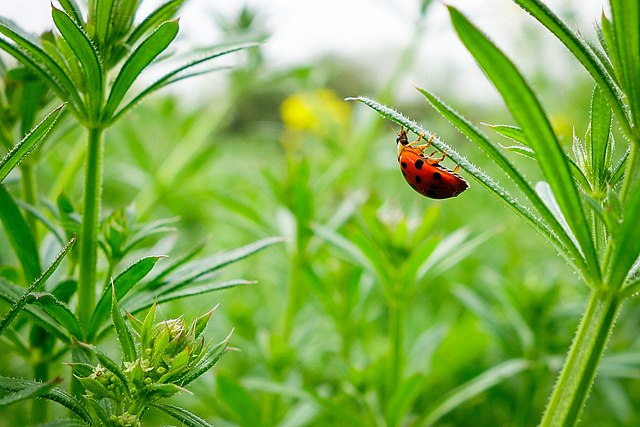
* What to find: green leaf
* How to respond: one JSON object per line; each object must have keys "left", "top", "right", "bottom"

{"left": 588, "top": 85, "right": 613, "bottom": 192}
{"left": 486, "top": 123, "right": 529, "bottom": 146}
{"left": 0, "top": 104, "right": 65, "bottom": 183}
{"left": 111, "top": 287, "right": 137, "bottom": 363}
{"left": 0, "top": 18, "right": 84, "bottom": 114}
{"left": 0, "top": 376, "right": 92, "bottom": 423}
{"left": 89, "top": 255, "right": 163, "bottom": 339}
{"left": 58, "top": 0, "right": 84, "bottom": 25}
{"left": 348, "top": 95, "right": 587, "bottom": 281}
{"left": 0, "top": 236, "right": 75, "bottom": 336}
{"left": 216, "top": 374, "right": 263, "bottom": 427}
{"left": 510, "top": 0, "right": 631, "bottom": 138}
{"left": 26, "top": 292, "right": 82, "bottom": 339}
{"left": 181, "top": 336, "right": 228, "bottom": 385}
{"left": 0, "top": 280, "right": 70, "bottom": 341}
{"left": 150, "top": 403, "right": 214, "bottom": 427}
{"left": 152, "top": 237, "right": 282, "bottom": 292}
{"left": 608, "top": 177, "right": 640, "bottom": 290}
{"left": 79, "top": 342, "right": 131, "bottom": 396}
{"left": 385, "top": 374, "right": 426, "bottom": 427}
{"left": 448, "top": 6, "right": 600, "bottom": 284}
{"left": 609, "top": 0, "right": 640, "bottom": 129}
{"left": 112, "top": 43, "right": 257, "bottom": 121}
{"left": 0, "top": 376, "right": 61, "bottom": 406}
{"left": 52, "top": 7, "right": 103, "bottom": 118}
{"left": 0, "top": 185, "right": 41, "bottom": 281}
{"left": 126, "top": 0, "right": 185, "bottom": 47}
{"left": 418, "top": 359, "right": 530, "bottom": 426}
{"left": 103, "top": 20, "right": 179, "bottom": 120}
{"left": 93, "top": 0, "right": 116, "bottom": 48}
{"left": 127, "top": 280, "right": 253, "bottom": 315}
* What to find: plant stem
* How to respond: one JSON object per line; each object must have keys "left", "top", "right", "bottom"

{"left": 387, "top": 296, "right": 405, "bottom": 397}
{"left": 77, "top": 127, "right": 104, "bottom": 330}
{"left": 540, "top": 289, "right": 622, "bottom": 427}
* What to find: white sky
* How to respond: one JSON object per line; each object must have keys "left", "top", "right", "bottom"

{"left": 0, "top": 0, "right": 607, "bottom": 102}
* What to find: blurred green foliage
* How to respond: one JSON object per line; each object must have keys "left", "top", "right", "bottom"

{"left": 2, "top": 1, "right": 640, "bottom": 426}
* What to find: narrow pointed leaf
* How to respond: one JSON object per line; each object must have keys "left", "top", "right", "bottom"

{"left": 150, "top": 403, "right": 214, "bottom": 427}
{"left": 26, "top": 292, "right": 82, "bottom": 338}
{"left": 0, "top": 376, "right": 61, "bottom": 406}
{"left": 58, "top": 0, "right": 84, "bottom": 24}
{"left": 127, "top": 0, "right": 186, "bottom": 46}
{"left": 181, "top": 337, "right": 228, "bottom": 385}
{"left": 113, "top": 43, "right": 257, "bottom": 121}
{"left": 0, "top": 18, "right": 84, "bottom": 113}
{"left": 0, "top": 236, "right": 75, "bottom": 336}
{"left": 609, "top": 0, "right": 640, "bottom": 129}
{"left": 127, "top": 279, "right": 253, "bottom": 315}
{"left": 111, "top": 288, "right": 137, "bottom": 362}
{"left": 0, "top": 185, "right": 41, "bottom": 281}
{"left": 348, "top": 95, "right": 587, "bottom": 280}
{"left": 0, "top": 376, "right": 92, "bottom": 422}
{"left": 589, "top": 86, "right": 612, "bottom": 191}
{"left": 103, "top": 20, "right": 179, "bottom": 119}
{"left": 0, "top": 104, "right": 65, "bottom": 183}
{"left": 89, "top": 255, "right": 163, "bottom": 338}
{"left": 608, "top": 181, "right": 640, "bottom": 290}
{"left": 511, "top": 0, "right": 630, "bottom": 138}
{"left": 52, "top": 7, "right": 103, "bottom": 115}
{"left": 448, "top": 6, "right": 600, "bottom": 283}
{"left": 419, "top": 359, "right": 530, "bottom": 426}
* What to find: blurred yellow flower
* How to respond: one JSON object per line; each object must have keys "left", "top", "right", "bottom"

{"left": 280, "top": 89, "right": 351, "bottom": 134}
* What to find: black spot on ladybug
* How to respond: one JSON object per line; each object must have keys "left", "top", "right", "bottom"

{"left": 414, "top": 159, "right": 424, "bottom": 170}
{"left": 401, "top": 170, "right": 407, "bottom": 177}
{"left": 401, "top": 162, "right": 408, "bottom": 169}
{"left": 433, "top": 171, "right": 442, "bottom": 180}
{"left": 427, "top": 190, "right": 437, "bottom": 197}
{"left": 415, "top": 175, "right": 422, "bottom": 184}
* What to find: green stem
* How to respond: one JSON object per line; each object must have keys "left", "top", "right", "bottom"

{"left": 387, "top": 296, "right": 405, "bottom": 398}
{"left": 540, "top": 289, "right": 622, "bottom": 426}
{"left": 77, "top": 127, "right": 105, "bottom": 331}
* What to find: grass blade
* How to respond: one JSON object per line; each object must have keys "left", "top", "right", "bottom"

{"left": 0, "top": 104, "right": 65, "bottom": 183}
{"left": 103, "top": 20, "right": 179, "bottom": 119}
{"left": 607, "top": 177, "right": 640, "bottom": 290}
{"left": 448, "top": 6, "right": 600, "bottom": 284}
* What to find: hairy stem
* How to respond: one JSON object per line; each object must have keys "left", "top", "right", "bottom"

{"left": 540, "top": 289, "right": 622, "bottom": 426}
{"left": 77, "top": 127, "right": 104, "bottom": 330}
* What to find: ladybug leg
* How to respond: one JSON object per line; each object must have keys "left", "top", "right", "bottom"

{"left": 453, "top": 165, "right": 461, "bottom": 173}
{"left": 426, "top": 149, "right": 448, "bottom": 165}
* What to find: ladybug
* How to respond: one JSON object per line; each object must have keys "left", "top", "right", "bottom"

{"left": 395, "top": 127, "right": 468, "bottom": 199}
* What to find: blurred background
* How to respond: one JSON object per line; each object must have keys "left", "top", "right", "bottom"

{"left": 3, "top": 1, "right": 639, "bottom": 426}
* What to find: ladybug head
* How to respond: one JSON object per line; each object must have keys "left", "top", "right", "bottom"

{"left": 392, "top": 126, "right": 410, "bottom": 146}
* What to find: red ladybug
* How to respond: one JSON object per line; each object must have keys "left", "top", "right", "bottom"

{"left": 395, "top": 127, "right": 468, "bottom": 199}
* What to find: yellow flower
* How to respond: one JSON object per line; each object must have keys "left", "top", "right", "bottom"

{"left": 280, "top": 89, "right": 351, "bottom": 134}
